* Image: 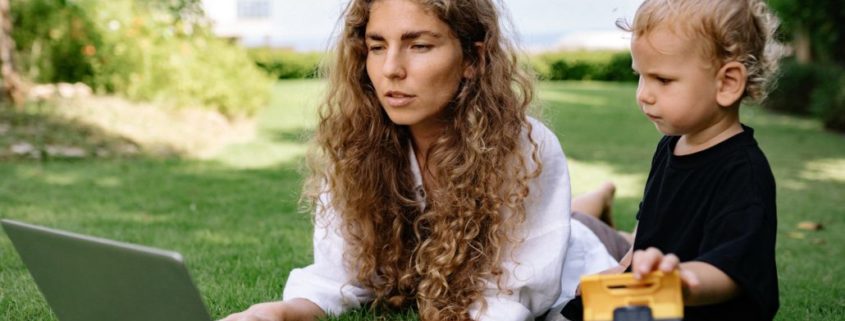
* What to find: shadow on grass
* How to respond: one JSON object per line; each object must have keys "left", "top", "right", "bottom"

{"left": 0, "top": 98, "right": 330, "bottom": 320}
{"left": 0, "top": 104, "right": 141, "bottom": 160}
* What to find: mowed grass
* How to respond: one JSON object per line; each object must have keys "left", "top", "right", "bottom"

{"left": 1, "top": 80, "right": 843, "bottom": 320}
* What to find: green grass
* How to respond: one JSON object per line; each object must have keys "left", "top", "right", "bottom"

{"left": 1, "top": 80, "right": 843, "bottom": 320}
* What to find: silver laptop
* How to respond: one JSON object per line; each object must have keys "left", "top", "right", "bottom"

{"left": 1, "top": 219, "right": 213, "bottom": 321}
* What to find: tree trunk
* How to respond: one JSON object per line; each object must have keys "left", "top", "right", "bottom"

{"left": 794, "top": 26, "right": 812, "bottom": 64}
{"left": 0, "top": 0, "right": 24, "bottom": 107}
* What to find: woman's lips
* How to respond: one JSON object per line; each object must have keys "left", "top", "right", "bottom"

{"left": 385, "top": 91, "right": 416, "bottom": 107}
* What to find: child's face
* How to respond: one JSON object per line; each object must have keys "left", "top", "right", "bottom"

{"left": 364, "top": 0, "right": 468, "bottom": 136}
{"left": 630, "top": 27, "right": 723, "bottom": 137}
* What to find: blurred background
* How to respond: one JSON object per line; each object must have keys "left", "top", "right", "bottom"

{"left": 0, "top": 1, "right": 842, "bottom": 320}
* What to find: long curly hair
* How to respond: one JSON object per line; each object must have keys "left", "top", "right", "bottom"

{"left": 304, "top": 0, "right": 539, "bottom": 319}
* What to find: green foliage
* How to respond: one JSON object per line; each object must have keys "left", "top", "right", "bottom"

{"left": 10, "top": 0, "right": 272, "bottom": 117}
{"left": 763, "top": 60, "right": 818, "bottom": 115}
{"left": 769, "top": 0, "right": 845, "bottom": 64}
{"left": 11, "top": 0, "right": 102, "bottom": 83}
{"left": 530, "top": 51, "right": 636, "bottom": 82}
{"left": 764, "top": 60, "right": 845, "bottom": 132}
{"left": 810, "top": 66, "right": 845, "bottom": 132}
{"left": 247, "top": 48, "right": 323, "bottom": 79}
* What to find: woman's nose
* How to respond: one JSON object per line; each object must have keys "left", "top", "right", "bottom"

{"left": 382, "top": 48, "right": 406, "bottom": 80}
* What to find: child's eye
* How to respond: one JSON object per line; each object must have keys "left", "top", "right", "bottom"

{"left": 656, "top": 77, "right": 672, "bottom": 84}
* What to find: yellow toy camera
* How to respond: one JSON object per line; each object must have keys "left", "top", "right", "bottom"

{"left": 580, "top": 271, "right": 684, "bottom": 321}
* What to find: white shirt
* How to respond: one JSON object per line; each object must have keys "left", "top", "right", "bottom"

{"left": 283, "top": 118, "right": 617, "bottom": 321}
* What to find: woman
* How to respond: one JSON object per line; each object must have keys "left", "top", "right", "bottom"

{"left": 221, "top": 0, "right": 620, "bottom": 320}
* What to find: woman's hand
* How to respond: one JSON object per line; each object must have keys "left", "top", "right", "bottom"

{"left": 219, "top": 299, "right": 324, "bottom": 321}
{"left": 219, "top": 302, "right": 287, "bottom": 321}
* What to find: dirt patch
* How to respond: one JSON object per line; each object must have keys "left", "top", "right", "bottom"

{"left": 1, "top": 96, "right": 256, "bottom": 160}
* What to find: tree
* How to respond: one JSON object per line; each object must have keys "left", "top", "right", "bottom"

{"left": 0, "top": 0, "right": 24, "bottom": 106}
{"left": 769, "top": 0, "right": 845, "bottom": 65}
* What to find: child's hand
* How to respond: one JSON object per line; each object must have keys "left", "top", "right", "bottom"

{"left": 632, "top": 247, "right": 700, "bottom": 289}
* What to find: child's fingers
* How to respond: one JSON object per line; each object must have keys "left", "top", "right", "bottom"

{"left": 658, "top": 254, "right": 680, "bottom": 272}
{"left": 679, "top": 269, "right": 700, "bottom": 288}
{"left": 632, "top": 247, "right": 664, "bottom": 279}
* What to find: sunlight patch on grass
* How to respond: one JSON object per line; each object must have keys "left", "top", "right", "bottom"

{"left": 800, "top": 158, "right": 845, "bottom": 183}
{"left": 212, "top": 141, "right": 307, "bottom": 169}
{"left": 41, "top": 172, "right": 81, "bottom": 186}
{"left": 780, "top": 179, "right": 809, "bottom": 191}
{"left": 94, "top": 176, "right": 122, "bottom": 188}
{"left": 192, "top": 229, "right": 261, "bottom": 246}
{"left": 55, "top": 96, "right": 256, "bottom": 158}
{"left": 539, "top": 90, "right": 611, "bottom": 108}
{"left": 86, "top": 211, "right": 175, "bottom": 226}
{"left": 568, "top": 158, "right": 646, "bottom": 198}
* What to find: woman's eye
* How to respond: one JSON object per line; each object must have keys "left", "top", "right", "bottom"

{"left": 411, "top": 44, "right": 433, "bottom": 51}
{"left": 368, "top": 45, "right": 385, "bottom": 53}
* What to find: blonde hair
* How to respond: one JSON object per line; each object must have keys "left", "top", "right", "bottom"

{"left": 303, "top": 0, "right": 538, "bottom": 320}
{"left": 620, "top": 0, "right": 784, "bottom": 102}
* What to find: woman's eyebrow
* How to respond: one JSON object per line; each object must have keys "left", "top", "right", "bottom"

{"left": 365, "top": 30, "right": 443, "bottom": 41}
{"left": 401, "top": 30, "right": 442, "bottom": 40}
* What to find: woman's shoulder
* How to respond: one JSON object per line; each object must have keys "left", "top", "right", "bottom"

{"left": 525, "top": 116, "right": 564, "bottom": 157}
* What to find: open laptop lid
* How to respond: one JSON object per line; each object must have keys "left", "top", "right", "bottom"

{"left": 1, "top": 219, "right": 212, "bottom": 321}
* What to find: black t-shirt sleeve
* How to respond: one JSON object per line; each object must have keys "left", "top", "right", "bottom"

{"left": 695, "top": 164, "right": 778, "bottom": 320}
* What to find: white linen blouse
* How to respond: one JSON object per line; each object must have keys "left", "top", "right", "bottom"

{"left": 282, "top": 118, "right": 617, "bottom": 321}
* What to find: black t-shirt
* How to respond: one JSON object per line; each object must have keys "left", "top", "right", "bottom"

{"left": 633, "top": 125, "right": 779, "bottom": 321}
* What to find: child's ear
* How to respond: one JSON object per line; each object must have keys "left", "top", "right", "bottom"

{"left": 716, "top": 61, "right": 747, "bottom": 107}
{"left": 463, "top": 42, "right": 484, "bottom": 78}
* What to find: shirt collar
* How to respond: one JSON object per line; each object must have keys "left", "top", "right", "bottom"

{"left": 408, "top": 144, "right": 427, "bottom": 209}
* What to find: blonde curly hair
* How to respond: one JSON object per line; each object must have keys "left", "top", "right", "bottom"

{"left": 619, "top": 0, "right": 784, "bottom": 103}
{"left": 303, "top": 0, "right": 539, "bottom": 320}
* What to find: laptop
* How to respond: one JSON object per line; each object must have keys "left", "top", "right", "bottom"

{"left": 1, "top": 219, "right": 213, "bottom": 321}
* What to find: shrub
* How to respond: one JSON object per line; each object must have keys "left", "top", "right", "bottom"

{"left": 11, "top": 0, "right": 273, "bottom": 117}
{"left": 810, "top": 67, "right": 845, "bottom": 132}
{"left": 248, "top": 48, "right": 323, "bottom": 79}
{"left": 11, "top": 0, "right": 102, "bottom": 84}
{"left": 530, "top": 50, "right": 635, "bottom": 82}
{"left": 601, "top": 52, "right": 637, "bottom": 82}
{"left": 763, "top": 60, "right": 818, "bottom": 115}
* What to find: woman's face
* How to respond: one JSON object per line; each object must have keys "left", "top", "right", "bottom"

{"left": 365, "top": 0, "right": 469, "bottom": 136}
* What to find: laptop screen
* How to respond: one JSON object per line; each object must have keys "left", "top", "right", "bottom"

{"left": 2, "top": 219, "right": 212, "bottom": 321}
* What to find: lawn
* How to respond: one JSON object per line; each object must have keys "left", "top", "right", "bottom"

{"left": 1, "top": 80, "right": 843, "bottom": 320}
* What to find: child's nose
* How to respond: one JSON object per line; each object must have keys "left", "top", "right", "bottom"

{"left": 636, "top": 81, "right": 655, "bottom": 106}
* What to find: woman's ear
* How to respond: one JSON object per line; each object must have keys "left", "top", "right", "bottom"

{"left": 463, "top": 42, "right": 485, "bottom": 79}
{"left": 715, "top": 61, "right": 747, "bottom": 107}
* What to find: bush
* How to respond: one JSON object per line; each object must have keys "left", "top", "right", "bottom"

{"left": 601, "top": 52, "right": 637, "bottom": 82}
{"left": 531, "top": 50, "right": 635, "bottom": 82}
{"left": 810, "top": 67, "right": 845, "bottom": 132}
{"left": 248, "top": 48, "right": 323, "bottom": 79}
{"left": 11, "top": 0, "right": 102, "bottom": 84}
{"left": 11, "top": 0, "right": 273, "bottom": 117}
{"left": 763, "top": 60, "right": 818, "bottom": 115}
